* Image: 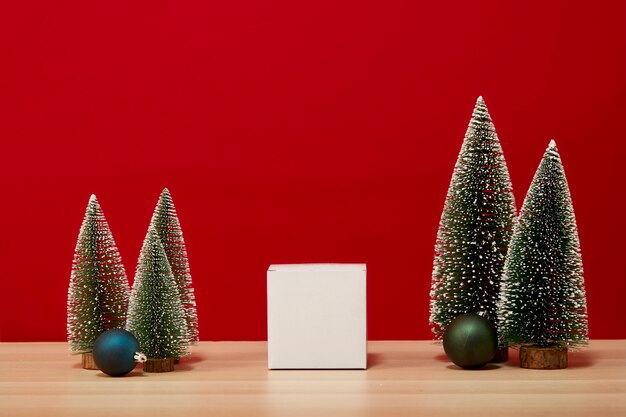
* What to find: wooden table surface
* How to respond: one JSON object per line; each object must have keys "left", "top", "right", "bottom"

{"left": 1, "top": 340, "right": 625, "bottom": 417}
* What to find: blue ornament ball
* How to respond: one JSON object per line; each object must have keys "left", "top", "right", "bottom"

{"left": 93, "top": 329, "right": 141, "bottom": 377}
{"left": 443, "top": 313, "right": 498, "bottom": 369}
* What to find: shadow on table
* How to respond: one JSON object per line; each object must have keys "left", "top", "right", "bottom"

{"left": 95, "top": 370, "right": 147, "bottom": 378}
{"left": 567, "top": 350, "right": 595, "bottom": 368}
{"left": 367, "top": 352, "right": 385, "bottom": 368}
{"left": 176, "top": 354, "right": 205, "bottom": 371}
{"left": 446, "top": 363, "right": 501, "bottom": 371}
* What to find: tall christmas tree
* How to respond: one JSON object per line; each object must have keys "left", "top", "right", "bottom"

{"left": 498, "top": 140, "right": 588, "bottom": 354}
{"left": 430, "top": 97, "right": 517, "bottom": 342}
{"left": 126, "top": 226, "right": 189, "bottom": 371}
{"left": 67, "top": 195, "right": 130, "bottom": 360}
{"left": 149, "top": 188, "right": 199, "bottom": 344}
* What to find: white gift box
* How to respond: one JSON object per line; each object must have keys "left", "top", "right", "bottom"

{"left": 267, "top": 263, "right": 367, "bottom": 369}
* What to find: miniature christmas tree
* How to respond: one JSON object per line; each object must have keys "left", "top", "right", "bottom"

{"left": 498, "top": 140, "right": 588, "bottom": 368}
{"left": 149, "top": 188, "right": 199, "bottom": 344}
{"left": 126, "top": 226, "right": 189, "bottom": 372}
{"left": 430, "top": 97, "right": 517, "bottom": 346}
{"left": 67, "top": 194, "right": 130, "bottom": 368}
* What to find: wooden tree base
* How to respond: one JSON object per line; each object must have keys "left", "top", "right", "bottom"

{"left": 491, "top": 346, "right": 509, "bottom": 363}
{"left": 144, "top": 358, "right": 175, "bottom": 373}
{"left": 520, "top": 345, "right": 568, "bottom": 369}
{"left": 82, "top": 352, "right": 99, "bottom": 370}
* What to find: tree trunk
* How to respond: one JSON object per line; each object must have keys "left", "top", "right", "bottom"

{"left": 519, "top": 345, "right": 568, "bottom": 369}
{"left": 144, "top": 358, "right": 175, "bottom": 373}
{"left": 82, "top": 352, "right": 99, "bottom": 370}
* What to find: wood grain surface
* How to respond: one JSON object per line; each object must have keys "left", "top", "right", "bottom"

{"left": 1, "top": 341, "right": 624, "bottom": 417}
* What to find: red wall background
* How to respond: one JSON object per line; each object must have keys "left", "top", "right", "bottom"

{"left": 1, "top": 1, "right": 624, "bottom": 341}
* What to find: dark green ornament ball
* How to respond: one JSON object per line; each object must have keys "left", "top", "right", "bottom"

{"left": 93, "top": 329, "right": 141, "bottom": 377}
{"left": 443, "top": 314, "right": 497, "bottom": 369}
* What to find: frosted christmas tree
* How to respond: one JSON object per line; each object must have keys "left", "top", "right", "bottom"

{"left": 149, "top": 188, "right": 199, "bottom": 344}
{"left": 67, "top": 194, "right": 130, "bottom": 369}
{"left": 498, "top": 140, "right": 588, "bottom": 369}
{"left": 430, "top": 97, "right": 517, "bottom": 358}
{"left": 126, "top": 226, "right": 189, "bottom": 372}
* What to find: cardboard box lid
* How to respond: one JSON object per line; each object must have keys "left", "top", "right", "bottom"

{"left": 268, "top": 263, "right": 366, "bottom": 272}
